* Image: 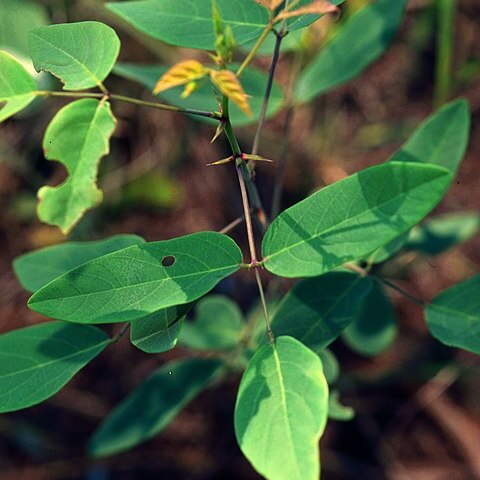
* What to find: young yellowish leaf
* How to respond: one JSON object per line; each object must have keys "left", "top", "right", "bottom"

{"left": 210, "top": 69, "right": 252, "bottom": 116}
{"left": 277, "top": 1, "right": 339, "bottom": 19}
{"left": 153, "top": 60, "right": 208, "bottom": 97}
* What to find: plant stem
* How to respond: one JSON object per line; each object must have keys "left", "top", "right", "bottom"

{"left": 111, "top": 323, "right": 130, "bottom": 343}
{"left": 434, "top": 0, "right": 455, "bottom": 109}
{"left": 344, "top": 263, "right": 426, "bottom": 306}
{"left": 251, "top": 0, "right": 291, "bottom": 157}
{"left": 237, "top": 24, "right": 274, "bottom": 78}
{"left": 255, "top": 269, "right": 275, "bottom": 343}
{"left": 36, "top": 90, "right": 222, "bottom": 120}
{"left": 218, "top": 214, "right": 246, "bottom": 234}
{"left": 221, "top": 97, "right": 269, "bottom": 230}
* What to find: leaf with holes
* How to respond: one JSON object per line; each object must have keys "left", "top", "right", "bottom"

{"left": 113, "top": 62, "right": 284, "bottom": 126}
{"left": 28, "top": 21, "right": 120, "bottom": 91}
{"left": 342, "top": 282, "right": 397, "bottom": 357}
{"left": 295, "top": 0, "right": 407, "bottom": 102}
{"left": 262, "top": 162, "right": 451, "bottom": 278}
{"left": 406, "top": 212, "right": 480, "bottom": 256}
{"left": 38, "top": 98, "right": 116, "bottom": 234}
{"left": 28, "top": 232, "right": 243, "bottom": 324}
{"left": 180, "top": 295, "right": 244, "bottom": 351}
{"left": 426, "top": 275, "right": 480, "bottom": 354}
{"left": 389, "top": 99, "right": 470, "bottom": 177}
{"left": 130, "top": 304, "right": 192, "bottom": 354}
{"left": 88, "top": 357, "right": 224, "bottom": 457}
{"left": 14, "top": 235, "right": 145, "bottom": 293}
{"left": 0, "top": 50, "right": 36, "bottom": 123}
{"left": 0, "top": 322, "right": 110, "bottom": 413}
{"left": 271, "top": 273, "right": 372, "bottom": 351}
{"left": 235, "top": 336, "right": 329, "bottom": 480}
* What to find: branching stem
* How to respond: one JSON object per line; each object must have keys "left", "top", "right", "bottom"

{"left": 36, "top": 90, "right": 222, "bottom": 119}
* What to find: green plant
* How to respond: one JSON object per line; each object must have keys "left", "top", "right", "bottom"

{"left": 0, "top": 1, "right": 477, "bottom": 479}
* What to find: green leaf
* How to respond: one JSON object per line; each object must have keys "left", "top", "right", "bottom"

{"left": 113, "top": 62, "right": 284, "bottom": 126}
{"left": 295, "top": 0, "right": 407, "bottom": 102}
{"left": 0, "top": 50, "right": 36, "bottom": 123}
{"left": 0, "top": 322, "right": 110, "bottom": 413}
{"left": 389, "top": 99, "right": 471, "bottom": 176}
{"left": 88, "top": 357, "right": 224, "bottom": 457}
{"left": 13, "top": 235, "right": 145, "bottom": 293}
{"left": 28, "top": 232, "right": 243, "bottom": 324}
{"left": 0, "top": 0, "right": 49, "bottom": 56}
{"left": 28, "top": 21, "right": 120, "bottom": 91}
{"left": 426, "top": 275, "right": 480, "bottom": 354}
{"left": 235, "top": 336, "right": 329, "bottom": 480}
{"left": 38, "top": 98, "right": 117, "bottom": 234}
{"left": 272, "top": 273, "right": 372, "bottom": 351}
{"left": 107, "top": 0, "right": 342, "bottom": 51}
{"left": 342, "top": 282, "right": 397, "bottom": 357}
{"left": 180, "top": 295, "right": 243, "bottom": 351}
{"left": 406, "top": 212, "right": 480, "bottom": 256}
{"left": 328, "top": 390, "right": 355, "bottom": 422}
{"left": 262, "top": 162, "right": 451, "bottom": 278}
{"left": 107, "top": 0, "right": 267, "bottom": 50}
{"left": 130, "top": 304, "right": 191, "bottom": 354}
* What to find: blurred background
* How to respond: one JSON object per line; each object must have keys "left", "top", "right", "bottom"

{"left": 1, "top": 0, "right": 480, "bottom": 478}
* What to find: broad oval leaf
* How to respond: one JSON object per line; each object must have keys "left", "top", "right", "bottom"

{"left": 342, "top": 282, "right": 397, "bottom": 357}
{"left": 180, "top": 295, "right": 243, "bottom": 351}
{"left": 0, "top": 322, "right": 110, "bottom": 413}
{"left": 389, "top": 99, "right": 470, "bottom": 177}
{"left": 272, "top": 272, "right": 372, "bottom": 351}
{"left": 262, "top": 162, "right": 451, "bottom": 278}
{"left": 113, "top": 62, "right": 284, "bottom": 126}
{"left": 38, "top": 98, "right": 117, "bottom": 234}
{"left": 294, "top": 0, "right": 407, "bottom": 102}
{"left": 14, "top": 234, "right": 145, "bottom": 293}
{"left": 406, "top": 212, "right": 480, "bottom": 256}
{"left": 88, "top": 357, "right": 224, "bottom": 457}
{"left": 0, "top": 50, "right": 36, "bottom": 123}
{"left": 130, "top": 304, "right": 192, "bottom": 354}
{"left": 235, "top": 336, "right": 329, "bottom": 480}
{"left": 107, "top": 0, "right": 266, "bottom": 50}
{"left": 426, "top": 275, "right": 480, "bottom": 354}
{"left": 28, "top": 232, "right": 243, "bottom": 324}
{"left": 28, "top": 21, "right": 120, "bottom": 91}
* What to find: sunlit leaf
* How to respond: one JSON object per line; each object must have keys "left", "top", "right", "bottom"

{"left": 28, "top": 232, "right": 243, "bottom": 324}
{"left": 28, "top": 21, "right": 120, "bottom": 91}
{"left": 0, "top": 50, "right": 36, "bottom": 123}
{"left": 262, "top": 162, "right": 451, "bottom": 278}
{"left": 38, "top": 98, "right": 117, "bottom": 234}
{"left": 0, "top": 322, "right": 110, "bottom": 413}
{"left": 235, "top": 336, "right": 329, "bottom": 480}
